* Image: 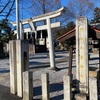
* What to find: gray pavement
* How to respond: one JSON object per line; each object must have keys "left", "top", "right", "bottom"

{"left": 0, "top": 51, "right": 99, "bottom": 100}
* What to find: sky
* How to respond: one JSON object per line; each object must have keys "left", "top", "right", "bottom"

{"left": 7, "top": 0, "right": 68, "bottom": 22}
{"left": 14, "top": 0, "right": 100, "bottom": 21}
{"left": 1, "top": 0, "right": 100, "bottom": 22}
{"left": 61, "top": 0, "right": 100, "bottom": 7}
{"left": 61, "top": 0, "right": 68, "bottom": 6}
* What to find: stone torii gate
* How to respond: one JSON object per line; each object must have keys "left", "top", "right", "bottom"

{"left": 11, "top": 7, "right": 65, "bottom": 70}
{"left": 10, "top": 7, "right": 65, "bottom": 97}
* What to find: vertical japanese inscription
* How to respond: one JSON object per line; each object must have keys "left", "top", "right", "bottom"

{"left": 76, "top": 17, "right": 88, "bottom": 93}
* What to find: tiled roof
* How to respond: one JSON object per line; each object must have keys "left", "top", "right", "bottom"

{"left": 57, "top": 26, "right": 100, "bottom": 41}
{"left": 57, "top": 28, "right": 76, "bottom": 41}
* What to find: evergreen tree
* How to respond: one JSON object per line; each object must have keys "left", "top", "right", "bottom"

{"left": 0, "top": 19, "right": 15, "bottom": 43}
{"left": 56, "top": 21, "right": 75, "bottom": 50}
{"left": 90, "top": 7, "right": 100, "bottom": 24}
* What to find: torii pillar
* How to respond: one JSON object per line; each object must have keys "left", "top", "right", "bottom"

{"left": 47, "top": 18, "right": 56, "bottom": 69}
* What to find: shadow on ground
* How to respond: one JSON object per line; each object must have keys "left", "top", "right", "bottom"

{"left": 33, "top": 83, "right": 63, "bottom": 100}
{"left": 0, "top": 85, "right": 21, "bottom": 100}
{"left": 0, "top": 69, "right": 10, "bottom": 74}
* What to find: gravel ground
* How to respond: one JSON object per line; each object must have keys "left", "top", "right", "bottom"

{"left": 0, "top": 51, "right": 99, "bottom": 100}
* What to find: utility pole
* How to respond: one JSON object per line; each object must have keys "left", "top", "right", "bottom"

{"left": 16, "top": 0, "right": 20, "bottom": 39}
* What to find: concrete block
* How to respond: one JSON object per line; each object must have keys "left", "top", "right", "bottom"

{"left": 9, "top": 40, "right": 17, "bottom": 94}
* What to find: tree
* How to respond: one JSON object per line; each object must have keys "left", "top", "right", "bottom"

{"left": 55, "top": 21, "right": 75, "bottom": 38}
{"left": 66, "top": 0, "right": 94, "bottom": 20}
{"left": 28, "top": 0, "right": 61, "bottom": 16}
{"left": 0, "top": 19, "right": 15, "bottom": 43}
{"left": 27, "top": 0, "right": 71, "bottom": 26}
{"left": 65, "top": 21, "right": 75, "bottom": 32}
{"left": 90, "top": 7, "right": 100, "bottom": 24}
{"left": 0, "top": 0, "right": 32, "bottom": 20}
{"left": 56, "top": 21, "right": 75, "bottom": 50}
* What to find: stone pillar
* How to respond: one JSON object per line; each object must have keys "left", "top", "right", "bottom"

{"left": 63, "top": 75, "right": 72, "bottom": 100}
{"left": 9, "top": 41, "right": 17, "bottom": 94}
{"left": 23, "top": 71, "right": 33, "bottom": 100}
{"left": 16, "top": 40, "right": 29, "bottom": 97}
{"left": 41, "top": 73, "right": 50, "bottom": 100}
{"left": 20, "top": 21, "right": 24, "bottom": 40}
{"left": 89, "top": 77, "right": 98, "bottom": 100}
{"left": 26, "top": 32, "right": 29, "bottom": 40}
{"left": 46, "top": 18, "right": 55, "bottom": 69}
{"left": 76, "top": 17, "right": 89, "bottom": 93}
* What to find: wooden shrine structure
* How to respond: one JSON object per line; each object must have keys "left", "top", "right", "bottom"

{"left": 57, "top": 21, "right": 100, "bottom": 76}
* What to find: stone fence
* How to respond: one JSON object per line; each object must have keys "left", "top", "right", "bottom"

{"left": 21, "top": 72, "right": 98, "bottom": 100}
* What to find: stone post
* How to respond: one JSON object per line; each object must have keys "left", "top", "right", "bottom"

{"left": 89, "top": 77, "right": 98, "bottom": 100}
{"left": 23, "top": 71, "right": 33, "bottom": 100}
{"left": 76, "top": 17, "right": 89, "bottom": 93}
{"left": 9, "top": 41, "right": 17, "bottom": 94}
{"left": 63, "top": 75, "right": 72, "bottom": 100}
{"left": 41, "top": 73, "right": 50, "bottom": 100}
{"left": 16, "top": 40, "right": 29, "bottom": 97}
{"left": 20, "top": 21, "right": 24, "bottom": 40}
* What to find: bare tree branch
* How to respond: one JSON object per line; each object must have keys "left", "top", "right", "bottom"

{"left": 0, "top": 0, "right": 15, "bottom": 19}
{"left": 0, "top": 0, "right": 10, "bottom": 14}
{"left": 67, "top": 0, "right": 94, "bottom": 19}
{"left": 6, "top": 0, "right": 15, "bottom": 19}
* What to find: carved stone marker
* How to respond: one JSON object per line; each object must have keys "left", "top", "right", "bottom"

{"left": 76, "top": 17, "right": 89, "bottom": 93}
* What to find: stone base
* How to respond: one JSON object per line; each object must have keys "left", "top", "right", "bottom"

{"left": 49, "top": 67, "right": 60, "bottom": 71}
{"left": 75, "top": 93, "right": 87, "bottom": 100}
{"left": 89, "top": 67, "right": 100, "bottom": 79}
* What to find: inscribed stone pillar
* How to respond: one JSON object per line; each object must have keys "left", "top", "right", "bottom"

{"left": 76, "top": 17, "right": 89, "bottom": 93}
